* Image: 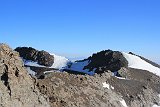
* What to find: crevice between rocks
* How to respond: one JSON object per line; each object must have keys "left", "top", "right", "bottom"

{"left": 1, "top": 64, "right": 11, "bottom": 96}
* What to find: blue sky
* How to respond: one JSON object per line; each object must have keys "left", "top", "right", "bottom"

{"left": 0, "top": 0, "right": 160, "bottom": 63}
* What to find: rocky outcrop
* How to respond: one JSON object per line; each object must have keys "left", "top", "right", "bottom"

{"left": 84, "top": 50, "right": 128, "bottom": 74}
{"left": 0, "top": 44, "right": 50, "bottom": 107}
{"left": 15, "top": 47, "right": 54, "bottom": 67}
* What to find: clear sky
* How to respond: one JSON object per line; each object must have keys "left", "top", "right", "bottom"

{"left": 0, "top": 0, "right": 160, "bottom": 63}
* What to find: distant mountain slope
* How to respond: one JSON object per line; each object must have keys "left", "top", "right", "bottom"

{"left": 15, "top": 47, "right": 160, "bottom": 78}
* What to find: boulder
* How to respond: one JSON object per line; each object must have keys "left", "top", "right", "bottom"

{"left": 15, "top": 47, "right": 54, "bottom": 67}
{"left": 84, "top": 50, "right": 128, "bottom": 74}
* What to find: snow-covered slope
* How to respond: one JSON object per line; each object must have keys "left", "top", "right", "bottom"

{"left": 122, "top": 52, "right": 160, "bottom": 77}
{"left": 25, "top": 53, "right": 69, "bottom": 69}
{"left": 24, "top": 53, "right": 95, "bottom": 75}
{"left": 25, "top": 55, "right": 95, "bottom": 75}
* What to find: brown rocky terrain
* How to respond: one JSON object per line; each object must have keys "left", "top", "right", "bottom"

{"left": 0, "top": 44, "right": 50, "bottom": 107}
{"left": 36, "top": 68, "right": 160, "bottom": 107}
{"left": 37, "top": 71, "right": 124, "bottom": 107}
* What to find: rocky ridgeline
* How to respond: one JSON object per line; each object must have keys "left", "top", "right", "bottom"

{"left": 15, "top": 47, "right": 54, "bottom": 67}
{"left": 0, "top": 44, "right": 50, "bottom": 107}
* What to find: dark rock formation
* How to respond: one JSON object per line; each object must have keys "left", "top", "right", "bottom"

{"left": 0, "top": 44, "right": 50, "bottom": 107}
{"left": 15, "top": 47, "right": 54, "bottom": 67}
{"left": 84, "top": 50, "right": 128, "bottom": 74}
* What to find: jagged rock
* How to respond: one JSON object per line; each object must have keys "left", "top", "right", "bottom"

{"left": 0, "top": 44, "right": 50, "bottom": 107}
{"left": 15, "top": 47, "right": 54, "bottom": 67}
{"left": 84, "top": 50, "right": 128, "bottom": 74}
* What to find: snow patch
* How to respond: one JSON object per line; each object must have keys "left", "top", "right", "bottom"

{"left": 111, "top": 85, "right": 114, "bottom": 90}
{"left": 102, "top": 82, "right": 114, "bottom": 90}
{"left": 152, "top": 94, "right": 160, "bottom": 107}
{"left": 115, "top": 76, "right": 127, "bottom": 80}
{"left": 153, "top": 105, "right": 160, "bottom": 107}
{"left": 102, "top": 82, "right": 110, "bottom": 89}
{"left": 44, "top": 70, "right": 55, "bottom": 74}
{"left": 122, "top": 52, "right": 160, "bottom": 77}
{"left": 120, "top": 99, "right": 128, "bottom": 107}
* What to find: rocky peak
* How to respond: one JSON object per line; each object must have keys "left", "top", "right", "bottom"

{"left": 84, "top": 50, "right": 128, "bottom": 74}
